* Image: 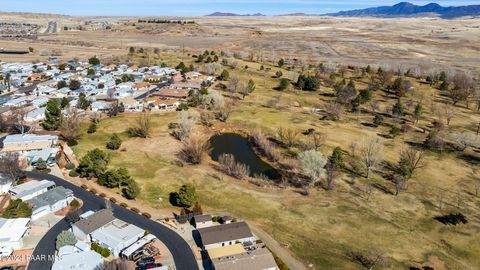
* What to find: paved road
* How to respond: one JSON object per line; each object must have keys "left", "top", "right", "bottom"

{"left": 26, "top": 171, "right": 199, "bottom": 270}
{"left": 134, "top": 82, "right": 169, "bottom": 100}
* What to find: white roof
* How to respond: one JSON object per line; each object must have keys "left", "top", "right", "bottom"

{"left": 52, "top": 248, "right": 104, "bottom": 270}
{"left": 0, "top": 218, "right": 30, "bottom": 243}
{"left": 79, "top": 210, "right": 95, "bottom": 219}
{"left": 9, "top": 179, "right": 55, "bottom": 198}
{"left": 91, "top": 220, "right": 144, "bottom": 250}
{"left": 121, "top": 234, "right": 156, "bottom": 257}
{"left": 3, "top": 134, "right": 57, "bottom": 144}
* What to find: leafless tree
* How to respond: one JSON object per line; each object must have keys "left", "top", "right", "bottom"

{"left": 59, "top": 109, "right": 82, "bottom": 144}
{"left": 128, "top": 113, "right": 152, "bottom": 138}
{"left": 448, "top": 72, "right": 474, "bottom": 107}
{"left": 199, "top": 110, "right": 214, "bottom": 127}
{"left": 393, "top": 175, "right": 406, "bottom": 196}
{"left": 325, "top": 162, "right": 336, "bottom": 191}
{"left": 309, "top": 132, "right": 325, "bottom": 151}
{"left": 368, "top": 100, "right": 380, "bottom": 113}
{"left": 349, "top": 142, "right": 358, "bottom": 157}
{"left": 250, "top": 130, "right": 281, "bottom": 162}
{"left": 65, "top": 208, "right": 81, "bottom": 224}
{"left": 359, "top": 137, "right": 384, "bottom": 179}
{"left": 398, "top": 148, "right": 425, "bottom": 180}
{"left": 99, "top": 258, "right": 132, "bottom": 270}
{"left": 215, "top": 104, "right": 233, "bottom": 122}
{"left": 218, "top": 153, "right": 250, "bottom": 180}
{"left": 324, "top": 101, "right": 343, "bottom": 121}
{"left": 173, "top": 110, "right": 197, "bottom": 141}
{"left": 443, "top": 103, "right": 454, "bottom": 126}
{"left": 227, "top": 75, "right": 240, "bottom": 96}
{"left": 178, "top": 134, "right": 210, "bottom": 165}
{"left": 298, "top": 150, "right": 327, "bottom": 189}
{"left": 348, "top": 249, "right": 390, "bottom": 270}
{"left": 0, "top": 152, "right": 22, "bottom": 182}
{"left": 8, "top": 106, "right": 29, "bottom": 133}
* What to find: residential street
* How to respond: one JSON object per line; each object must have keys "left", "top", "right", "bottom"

{"left": 26, "top": 171, "right": 199, "bottom": 270}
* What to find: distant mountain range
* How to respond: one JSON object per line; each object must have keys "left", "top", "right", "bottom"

{"left": 325, "top": 2, "right": 480, "bottom": 19}
{"left": 206, "top": 12, "right": 265, "bottom": 17}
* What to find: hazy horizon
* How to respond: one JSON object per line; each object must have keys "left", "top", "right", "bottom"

{"left": 0, "top": 0, "right": 478, "bottom": 16}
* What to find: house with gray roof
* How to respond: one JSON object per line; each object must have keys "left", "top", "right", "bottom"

{"left": 8, "top": 179, "right": 56, "bottom": 201}
{"left": 90, "top": 219, "right": 144, "bottom": 256}
{"left": 26, "top": 186, "right": 73, "bottom": 220}
{"left": 72, "top": 209, "right": 116, "bottom": 241}
{"left": 197, "top": 221, "right": 255, "bottom": 250}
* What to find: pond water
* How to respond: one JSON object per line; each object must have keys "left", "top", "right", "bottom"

{"left": 209, "top": 133, "right": 280, "bottom": 180}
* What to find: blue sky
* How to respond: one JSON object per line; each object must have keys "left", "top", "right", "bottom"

{"left": 1, "top": 1, "right": 478, "bottom": 16}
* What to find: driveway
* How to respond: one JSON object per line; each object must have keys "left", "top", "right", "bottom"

{"left": 26, "top": 171, "right": 199, "bottom": 270}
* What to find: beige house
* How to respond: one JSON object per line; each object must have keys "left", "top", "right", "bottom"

{"left": 2, "top": 134, "right": 58, "bottom": 152}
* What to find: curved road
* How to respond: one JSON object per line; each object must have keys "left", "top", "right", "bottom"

{"left": 26, "top": 171, "right": 199, "bottom": 270}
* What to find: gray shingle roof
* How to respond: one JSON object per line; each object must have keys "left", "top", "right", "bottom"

{"left": 73, "top": 209, "right": 115, "bottom": 235}
{"left": 26, "top": 186, "right": 73, "bottom": 210}
{"left": 197, "top": 221, "right": 253, "bottom": 246}
{"left": 194, "top": 214, "right": 212, "bottom": 223}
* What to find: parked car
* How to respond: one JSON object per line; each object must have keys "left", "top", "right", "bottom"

{"left": 137, "top": 257, "right": 155, "bottom": 266}
{"left": 135, "top": 262, "right": 162, "bottom": 270}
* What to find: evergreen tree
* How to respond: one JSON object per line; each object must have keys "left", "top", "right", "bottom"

{"left": 106, "top": 133, "right": 122, "bottom": 150}
{"left": 61, "top": 97, "right": 69, "bottom": 108}
{"left": 329, "top": 147, "right": 344, "bottom": 168}
{"left": 392, "top": 99, "right": 404, "bottom": 117}
{"left": 77, "top": 93, "right": 90, "bottom": 110}
{"left": 278, "top": 58, "right": 285, "bottom": 67}
{"left": 88, "top": 56, "right": 100, "bottom": 65}
{"left": 42, "top": 100, "right": 62, "bottom": 130}
{"left": 123, "top": 179, "right": 140, "bottom": 199}
{"left": 219, "top": 70, "right": 230, "bottom": 81}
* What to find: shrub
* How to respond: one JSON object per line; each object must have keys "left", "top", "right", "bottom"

{"left": 142, "top": 212, "right": 152, "bottom": 219}
{"left": 91, "top": 242, "right": 110, "bottom": 258}
{"left": 120, "top": 202, "right": 128, "bottom": 208}
{"left": 178, "top": 135, "right": 210, "bottom": 165}
{"left": 87, "top": 123, "right": 97, "bottom": 134}
{"left": 109, "top": 197, "right": 117, "bottom": 203}
{"left": 131, "top": 207, "right": 140, "bottom": 213}
{"left": 164, "top": 217, "right": 170, "bottom": 222}
{"left": 89, "top": 188, "right": 97, "bottom": 194}
{"left": 106, "top": 133, "right": 122, "bottom": 150}
{"left": 56, "top": 231, "right": 77, "bottom": 250}
{"left": 69, "top": 170, "right": 79, "bottom": 177}
{"left": 70, "top": 199, "right": 80, "bottom": 208}
{"left": 99, "top": 193, "right": 106, "bottom": 198}
{"left": 65, "top": 163, "right": 75, "bottom": 170}
{"left": 80, "top": 184, "right": 87, "bottom": 189}
{"left": 434, "top": 213, "right": 468, "bottom": 225}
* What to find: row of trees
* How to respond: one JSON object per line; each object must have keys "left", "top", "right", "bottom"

{"left": 77, "top": 148, "right": 140, "bottom": 199}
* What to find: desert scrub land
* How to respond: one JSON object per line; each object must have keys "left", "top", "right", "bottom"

{"left": 73, "top": 52, "right": 480, "bottom": 270}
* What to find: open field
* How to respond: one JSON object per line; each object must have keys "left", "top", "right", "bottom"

{"left": 71, "top": 51, "right": 480, "bottom": 269}
{"left": 0, "top": 12, "right": 480, "bottom": 73}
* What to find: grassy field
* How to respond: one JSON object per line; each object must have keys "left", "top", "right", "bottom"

{"left": 73, "top": 54, "right": 480, "bottom": 270}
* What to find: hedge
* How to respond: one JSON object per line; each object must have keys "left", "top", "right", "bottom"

{"left": 131, "top": 207, "right": 140, "bottom": 213}
{"left": 142, "top": 212, "right": 152, "bottom": 219}
{"left": 99, "top": 193, "right": 106, "bottom": 198}
{"left": 81, "top": 184, "right": 88, "bottom": 189}
{"left": 65, "top": 163, "right": 75, "bottom": 170}
{"left": 109, "top": 197, "right": 117, "bottom": 203}
{"left": 120, "top": 202, "right": 128, "bottom": 208}
{"left": 91, "top": 242, "right": 111, "bottom": 258}
{"left": 89, "top": 188, "right": 97, "bottom": 194}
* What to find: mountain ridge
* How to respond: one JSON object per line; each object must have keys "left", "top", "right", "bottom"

{"left": 325, "top": 2, "right": 480, "bottom": 19}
